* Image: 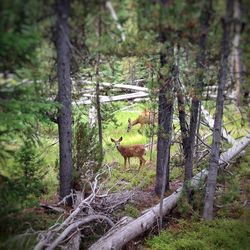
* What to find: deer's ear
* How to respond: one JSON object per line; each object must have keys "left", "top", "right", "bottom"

{"left": 111, "top": 138, "right": 115, "bottom": 142}
{"left": 128, "top": 118, "right": 131, "bottom": 122}
{"left": 119, "top": 137, "right": 123, "bottom": 142}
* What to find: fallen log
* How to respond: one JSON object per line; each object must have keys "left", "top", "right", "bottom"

{"left": 89, "top": 134, "right": 250, "bottom": 250}
{"left": 40, "top": 204, "right": 66, "bottom": 214}
{"left": 200, "top": 105, "right": 236, "bottom": 144}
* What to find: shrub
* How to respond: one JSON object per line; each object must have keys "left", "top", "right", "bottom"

{"left": 0, "top": 140, "right": 46, "bottom": 216}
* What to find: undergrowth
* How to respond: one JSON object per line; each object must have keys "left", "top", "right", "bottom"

{"left": 146, "top": 147, "right": 250, "bottom": 250}
{"left": 146, "top": 218, "right": 250, "bottom": 250}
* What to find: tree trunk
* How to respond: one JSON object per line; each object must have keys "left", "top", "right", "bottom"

{"left": 184, "top": 0, "right": 213, "bottom": 181}
{"left": 155, "top": 76, "right": 174, "bottom": 196}
{"left": 175, "top": 45, "right": 189, "bottom": 160}
{"left": 155, "top": 0, "right": 174, "bottom": 196}
{"left": 96, "top": 2, "right": 103, "bottom": 163}
{"left": 203, "top": 0, "right": 233, "bottom": 220}
{"left": 55, "top": 0, "right": 73, "bottom": 201}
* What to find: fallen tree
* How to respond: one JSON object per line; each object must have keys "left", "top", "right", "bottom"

{"left": 89, "top": 134, "right": 250, "bottom": 250}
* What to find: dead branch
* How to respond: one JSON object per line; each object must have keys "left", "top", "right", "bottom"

{"left": 40, "top": 204, "right": 66, "bottom": 214}
{"left": 34, "top": 165, "right": 115, "bottom": 250}
{"left": 47, "top": 215, "right": 115, "bottom": 250}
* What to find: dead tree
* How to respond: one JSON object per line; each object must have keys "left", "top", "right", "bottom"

{"left": 203, "top": 0, "right": 233, "bottom": 220}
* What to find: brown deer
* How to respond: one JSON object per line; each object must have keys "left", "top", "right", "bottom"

{"left": 127, "top": 109, "right": 157, "bottom": 132}
{"left": 111, "top": 137, "right": 146, "bottom": 170}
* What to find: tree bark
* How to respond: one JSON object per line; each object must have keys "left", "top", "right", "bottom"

{"left": 203, "top": 0, "right": 233, "bottom": 220}
{"left": 55, "top": 0, "right": 73, "bottom": 201}
{"left": 184, "top": 0, "right": 213, "bottom": 181}
{"left": 96, "top": 2, "right": 103, "bottom": 163}
{"left": 175, "top": 45, "right": 189, "bottom": 160}
{"left": 155, "top": 0, "right": 174, "bottom": 196}
{"left": 155, "top": 76, "right": 174, "bottom": 196}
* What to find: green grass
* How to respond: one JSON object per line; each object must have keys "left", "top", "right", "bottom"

{"left": 102, "top": 103, "right": 157, "bottom": 191}
{"left": 37, "top": 138, "right": 59, "bottom": 200}
{"left": 146, "top": 218, "right": 250, "bottom": 250}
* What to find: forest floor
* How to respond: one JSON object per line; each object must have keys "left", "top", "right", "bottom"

{"left": 143, "top": 147, "right": 250, "bottom": 250}
{"left": 1, "top": 102, "right": 249, "bottom": 249}
{"left": 1, "top": 149, "right": 249, "bottom": 250}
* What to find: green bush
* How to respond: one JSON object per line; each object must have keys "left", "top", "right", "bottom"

{"left": 72, "top": 116, "right": 103, "bottom": 188}
{"left": 0, "top": 140, "right": 46, "bottom": 216}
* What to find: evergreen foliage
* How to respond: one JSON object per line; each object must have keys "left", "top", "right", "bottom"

{"left": 0, "top": 140, "right": 46, "bottom": 216}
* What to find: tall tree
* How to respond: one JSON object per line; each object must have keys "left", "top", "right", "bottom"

{"left": 55, "top": 0, "right": 73, "bottom": 201}
{"left": 155, "top": 0, "right": 174, "bottom": 197}
{"left": 96, "top": 1, "right": 104, "bottom": 163}
{"left": 203, "top": 0, "right": 233, "bottom": 220}
{"left": 184, "top": 0, "right": 213, "bottom": 182}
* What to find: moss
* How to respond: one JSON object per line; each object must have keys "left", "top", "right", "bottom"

{"left": 147, "top": 219, "right": 250, "bottom": 250}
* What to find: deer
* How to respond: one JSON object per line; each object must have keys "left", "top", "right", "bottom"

{"left": 110, "top": 137, "right": 146, "bottom": 170}
{"left": 127, "top": 109, "right": 157, "bottom": 132}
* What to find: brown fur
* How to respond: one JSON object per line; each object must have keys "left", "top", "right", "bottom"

{"left": 111, "top": 137, "right": 146, "bottom": 170}
{"left": 127, "top": 109, "right": 157, "bottom": 132}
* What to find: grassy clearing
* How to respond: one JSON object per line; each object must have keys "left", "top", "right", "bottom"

{"left": 102, "top": 102, "right": 157, "bottom": 191}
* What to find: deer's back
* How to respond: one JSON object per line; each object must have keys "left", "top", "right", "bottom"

{"left": 119, "top": 145, "right": 145, "bottom": 157}
{"left": 138, "top": 111, "right": 157, "bottom": 124}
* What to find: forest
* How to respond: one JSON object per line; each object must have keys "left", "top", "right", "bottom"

{"left": 0, "top": 0, "right": 250, "bottom": 249}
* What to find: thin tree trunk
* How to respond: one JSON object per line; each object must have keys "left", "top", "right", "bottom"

{"left": 177, "top": 89, "right": 189, "bottom": 158}
{"left": 203, "top": 0, "right": 233, "bottom": 220}
{"left": 155, "top": 0, "right": 174, "bottom": 231}
{"left": 96, "top": 3, "right": 103, "bottom": 162}
{"left": 155, "top": 0, "right": 173, "bottom": 195}
{"left": 55, "top": 0, "right": 72, "bottom": 201}
{"left": 176, "top": 45, "right": 189, "bottom": 159}
{"left": 156, "top": 76, "right": 174, "bottom": 195}
{"left": 184, "top": 0, "right": 213, "bottom": 181}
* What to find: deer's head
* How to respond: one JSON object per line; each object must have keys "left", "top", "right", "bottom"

{"left": 111, "top": 137, "right": 123, "bottom": 148}
{"left": 127, "top": 118, "right": 132, "bottom": 132}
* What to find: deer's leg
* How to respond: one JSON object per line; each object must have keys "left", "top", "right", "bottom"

{"left": 128, "top": 157, "right": 131, "bottom": 168}
{"left": 138, "top": 156, "right": 146, "bottom": 171}
{"left": 139, "top": 123, "right": 144, "bottom": 132}
{"left": 124, "top": 157, "right": 127, "bottom": 169}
